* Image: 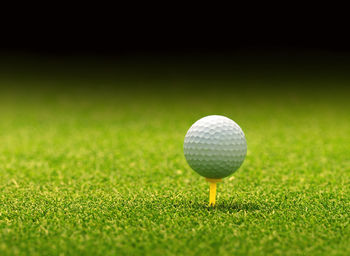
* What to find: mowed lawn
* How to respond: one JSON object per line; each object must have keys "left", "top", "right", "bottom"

{"left": 0, "top": 64, "right": 349, "bottom": 255}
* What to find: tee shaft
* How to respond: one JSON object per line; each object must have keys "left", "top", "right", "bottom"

{"left": 209, "top": 182, "right": 217, "bottom": 206}
{"left": 206, "top": 178, "right": 222, "bottom": 206}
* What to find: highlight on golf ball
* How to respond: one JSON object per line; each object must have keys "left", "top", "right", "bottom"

{"left": 183, "top": 115, "right": 247, "bottom": 206}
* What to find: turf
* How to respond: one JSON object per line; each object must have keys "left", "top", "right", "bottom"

{"left": 0, "top": 60, "right": 349, "bottom": 255}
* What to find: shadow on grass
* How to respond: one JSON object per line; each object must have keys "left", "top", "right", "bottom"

{"left": 118, "top": 195, "right": 262, "bottom": 214}
{"left": 207, "top": 201, "right": 260, "bottom": 213}
{"left": 175, "top": 200, "right": 261, "bottom": 213}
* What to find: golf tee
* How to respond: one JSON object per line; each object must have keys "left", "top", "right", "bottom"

{"left": 206, "top": 178, "right": 222, "bottom": 206}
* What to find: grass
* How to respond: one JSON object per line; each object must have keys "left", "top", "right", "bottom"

{"left": 0, "top": 60, "right": 349, "bottom": 255}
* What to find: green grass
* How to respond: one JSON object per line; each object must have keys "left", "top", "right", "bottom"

{"left": 0, "top": 64, "right": 349, "bottom": 255}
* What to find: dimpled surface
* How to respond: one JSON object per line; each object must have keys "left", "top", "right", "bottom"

{"left": 184, "top": 115, "right": 247, "bottom": 179}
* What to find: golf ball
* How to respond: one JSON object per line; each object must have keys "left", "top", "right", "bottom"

{"left": 184, "top": 115, "right": 247, "bottom": 179}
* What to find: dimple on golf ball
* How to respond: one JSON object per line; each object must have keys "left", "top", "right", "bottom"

{"left": 184, "top": 115, "right": 247, "bottom": 179}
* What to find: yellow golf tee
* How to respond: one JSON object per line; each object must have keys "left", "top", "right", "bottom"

{"left": 206, "top": 178, "right": 222, "bottom": 206}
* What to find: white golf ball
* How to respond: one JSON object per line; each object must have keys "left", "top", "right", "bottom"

{"left": 184, "top": 115, "right": 247, "bottom": 179}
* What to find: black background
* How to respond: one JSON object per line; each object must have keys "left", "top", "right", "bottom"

{"left": 1, "top": 12, "right": 350, "bottom": 56}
